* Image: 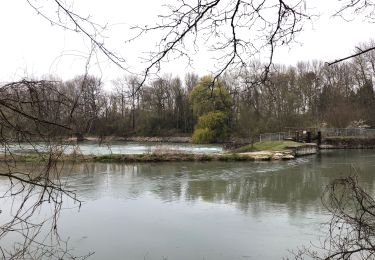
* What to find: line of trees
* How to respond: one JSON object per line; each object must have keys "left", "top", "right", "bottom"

{"left": 3, "top": 47, "right": 375, "bottom": 143}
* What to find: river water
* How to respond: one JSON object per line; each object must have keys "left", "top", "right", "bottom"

{"left": 4, "top": 141, "right": 223, "bottom": 155}
{"left": 1, "top": 149, "right": 375, "bottom": 259}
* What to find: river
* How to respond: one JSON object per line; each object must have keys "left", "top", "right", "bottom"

{"left": 4, "top": 141, "right": 223, "bottom": 155}
{"left": 1, "top": 149, "right": 375, "bottom": 259}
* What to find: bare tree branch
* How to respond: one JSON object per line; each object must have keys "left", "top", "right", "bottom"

{"left": 26, "top": 0, "right": 129, "bottom": 71}
{"left": 327, "top": 46, "right": 375, "bottom": 66}
{"left": 129, "top": 0, "right": 311, "bottom": 90}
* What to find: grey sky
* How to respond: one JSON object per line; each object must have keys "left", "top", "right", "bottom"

{"left": 1, "top": 0, "right": 374, "bottom": 84}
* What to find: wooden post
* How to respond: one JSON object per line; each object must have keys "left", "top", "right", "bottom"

{"left": 75, "top": 132, "right": 84, "bottom": 142}
{"left": 317, "top": 131, "right": 322, "bottom": 147}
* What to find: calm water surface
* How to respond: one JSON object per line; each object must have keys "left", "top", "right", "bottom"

{"left": 2, "top": 150, "right": 375, "bottom": 259}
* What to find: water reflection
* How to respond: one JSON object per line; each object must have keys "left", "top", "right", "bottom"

{"left": 2, "top": 150, "right": 375, "bottom": 259}
{"left": 61, "top": 150, "right": 375, "bottom": 218}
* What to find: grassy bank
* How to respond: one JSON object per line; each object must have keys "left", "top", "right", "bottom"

{"left": 0, "top": 152, "right": 290, "bottom": 163}
{"left": 92, "top": 153, "right": 258, "bottom": 162}
{"left": 0, "top": 152, "right": 245, "bottom": 163}
{"left": 234, "top": 140, "right": 303, "bottom": 153}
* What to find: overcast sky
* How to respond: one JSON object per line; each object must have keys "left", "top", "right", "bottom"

{"left": 1, "top": 0, "right": 375, "bottom": 85}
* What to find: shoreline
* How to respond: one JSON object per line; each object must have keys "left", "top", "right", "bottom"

{"left": 0, "top": 150, "right": 301, "bottom": 163}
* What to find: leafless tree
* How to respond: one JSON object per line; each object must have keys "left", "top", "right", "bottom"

{"left": 0, "top": 79, "right": 92, "bottom": 259}
{"left": 131, "top": 0, "right": 311, "bottom": 88}
{"left": 291, "top": 175, "right": 375, "bottom": 260}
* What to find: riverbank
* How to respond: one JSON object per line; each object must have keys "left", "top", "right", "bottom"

{"left": 0, "top": 149, "right": 304, "bottom": 163}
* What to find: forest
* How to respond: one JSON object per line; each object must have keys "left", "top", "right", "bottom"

{"left": 3, "top": 43, "right": 375, "bottom": 144}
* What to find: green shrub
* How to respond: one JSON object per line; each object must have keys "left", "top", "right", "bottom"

{"left": 192, "top": 111, "right": 229, "bottom": 143}
{"left": 197, "top": 111, "right": 228, "bottom": 135}
{"left": 192, "top": 128, "right": 215, "bottom": 144}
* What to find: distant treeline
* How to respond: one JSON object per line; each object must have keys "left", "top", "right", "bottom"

{"left": 2, "top": 49, "right": 375, "bottom": 142}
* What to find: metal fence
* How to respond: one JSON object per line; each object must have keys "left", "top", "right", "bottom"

{"left": 258, "top": 128, "right": 375, "bottom": 142}
{"left": 259, "top": 132, "right": 295, "bottom": 142}
{"left": 321, "top": 128, "right": 375, "bottom": 138}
